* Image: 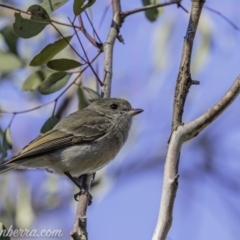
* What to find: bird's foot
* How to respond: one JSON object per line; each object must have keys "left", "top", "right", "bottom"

{"left": 74, "top": 189, "right": 93, "bottom": 206}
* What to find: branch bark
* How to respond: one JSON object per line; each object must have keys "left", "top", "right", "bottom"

{"left": 71, "top": 175, "right": 93, "bottom": 240}
{"left": 153, "top": 0, "right": 205, "bottom": 239}
{"left": 101, "top": 0, "right": 122, "bottom": 98}
{"left": 172, "top": 0, "right": 205, "bottom": 130}
{"left": 153, "top": 74, "right": 240, "bottom": 240}
{"left": 152, "top": 0, "right": 240, "bottom": 239}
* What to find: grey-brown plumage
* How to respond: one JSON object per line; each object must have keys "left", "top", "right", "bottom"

{"left": 0, "top": 98, "right": 143, "bottom": 176}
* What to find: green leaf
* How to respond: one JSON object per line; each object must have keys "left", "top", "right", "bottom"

{"left": 29, "top": 35, "right": 73, "bottom": 66}
{"left": 1, "top": 26, "right": 19, "bottom": 55}
{"left": 83, "top": 87, "right": 101, "bottom": 101}
{"left": 0, "top": 129, "right": 4, "bottom": 155}
{"left": 47, "top": 59, "right": 82, "bottom": 71}
{"left": 39, "top": 72, "right": 71, "bottom": 94}
{"left": 73, "top": 0, "right": 96, "bottom": 16}
{"left": 13, "top": 5, "right": 50, "bottom": 39}
{"left": 2, "top": 128, "right": 12, "bottom": 151}
{"left": 40, "top": 116, "right": 59, "bottom": 135}
{"left": 0, "top": 51, "right": 22, "bottom": 73}
{"left": 0, "top": 222, "right": 11, "bottom": 240}
{"left": 142, "top": 0, "right": 163, "bottom": 22}
{"left": 22, "top": 70, "right": 52, "bottom": 91}
{"left": 40, "top": 0, "right": 69, "bottom": 13}
{"left": 78, "top": 86, "right": 88, "bottom": 110}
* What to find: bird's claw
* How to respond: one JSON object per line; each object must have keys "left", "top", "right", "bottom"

{"left": 74, "top": 190, "right": 93, "bottom": 206}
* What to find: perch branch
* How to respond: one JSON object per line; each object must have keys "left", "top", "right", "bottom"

{"left": 71, "top": 175, "right": 93, "bottom": 240}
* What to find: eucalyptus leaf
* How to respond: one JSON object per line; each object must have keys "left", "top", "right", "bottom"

{"left": 83, "top": 87, "right": 101, "bottom": 101}
{"left": 30, "top": 35, "right": 73, "bottom": 66}
{"left": 40, "top": 0, "right": 69, "bottom": 13}
{"left": 13, "top": 5, "right": 50, "bottom": 39}
{"left": 73, "top": 0, "right": 96, "bottom": 16}
{"left": 2, "top": 128, "right": 12, "bottom": 151}
{"left": 141, "top": 0, "right": 163, "bottom": 22}
{"left": 39, "top": 72, "right": 71, "bottom": 94}
{"left": 0, "top": 51, "right": 22, "bottom": 73}
{"left": 0, "top": 129, "right": 4, "bottom": 155}
{"left": 1, "top": 26, "right": 19, "bottom": 55}
{"left": 78, "top": 86, "right": 88, "bottom": 110}
{"left": 40, "top": 116, "right": 59, "bottom": 135}
{"left": 22, "top": 70, "right": 52, "bottom": 91}
{"left": 47, "top": 59, "right": 81, "bottom": 71}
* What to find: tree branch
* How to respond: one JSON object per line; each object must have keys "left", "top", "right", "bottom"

{"left": 121, "top": 0, "right": 181, "bottom": 19}
{"left": 101, "top": 0, "right": 122, "bottom": 98}
{"left": 152, "top": 74, "right": 240, "bottom": 240}
{"left": 152, "top": 0, "right": 205, "bottom": 239}
{"left": 71, "top": 175, "right": 93, "bottom": 240}
{"left": 184, "top": 75, "right": 240, "bottom": 140}
{"left": 172, "top": 0, "right": 205, "bottom": 130}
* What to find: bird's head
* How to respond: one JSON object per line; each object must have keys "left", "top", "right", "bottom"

{"left": 88, "top": 98, "right": 143, "bottom": 118}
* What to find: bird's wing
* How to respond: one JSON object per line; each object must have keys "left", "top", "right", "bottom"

{"left": 4, "top": 115, "right": 109, "bottom": 164}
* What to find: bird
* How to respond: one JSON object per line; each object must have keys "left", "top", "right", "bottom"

{"left": 0, "top": 98, "right": 143, "bottom": 201}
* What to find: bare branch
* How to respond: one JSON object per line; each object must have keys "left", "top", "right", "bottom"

{"left": 68, "top": 18, "right": 103, "bottom": 86}
{"left": 172, "top": 0, "right": 205, "bottom": 130}
{"left": 71, "top": 175, "right": 93, "bottom": 240}
{"left": 101, "top": 0, "right": 122, "bottom": 98}
{"left": 121, "top": 0, "right": 181, "bottom": 19}
{"left": 152, "top": 1, "right": 205, "bottom": 239}
{"left": 185, "top": 75, "right": 240, "bottom": 140}
{"left": 152, "top": 74, "right": 240, "bottom": 240}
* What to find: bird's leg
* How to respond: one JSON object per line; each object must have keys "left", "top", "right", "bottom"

{"left": 74, "top": 175, "right": 94, "bottom": 205}
{"left": 64, "top": 172, "right": 82, "bottom": 189}
{"left": 64, "top": 172, "right": 93, "bottom": 205}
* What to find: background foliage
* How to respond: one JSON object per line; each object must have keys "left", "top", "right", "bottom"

{"left": 0, "top": 0, "right": 240, "bottom": 239}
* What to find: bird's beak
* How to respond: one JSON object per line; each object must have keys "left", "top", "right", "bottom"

{"left": 128, "top": 108, "right": 144, "bottom": 116}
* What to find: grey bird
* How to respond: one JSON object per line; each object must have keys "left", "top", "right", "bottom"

{"left": 0, "top": 98, "right": 143, "bottom": 199}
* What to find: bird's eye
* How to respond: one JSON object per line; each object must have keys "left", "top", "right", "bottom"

{"left": 110, "top": 104, "right": 118, "bottom": 109}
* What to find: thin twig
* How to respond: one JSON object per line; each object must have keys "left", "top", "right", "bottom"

{"left": 0, "top": 3, "right": 82, "bottom": 29}
{"left": 184, "top": 75, "right": 240, "bottom": 140}
{"left": 205, "top": 5, "right": 240, "bottom": 32}
{"left": 121, "top": 0, "right": 181, "bottom": 19}
{"left": 78, "top": 15, "right": 102, "bottom": 49}
{"left": 1, "top": 101, "right": 55, "bottom": 115}
{"left": 69, "top": 18, "right": 103, "bottom": 86}
{"left": 50, "top": 23, "right": 87, "bottom": 64}
{"left": 98, "top": 2, "right": 111, "bottom": 29}
{"left": 84, "top": 11, "right": 102, "bottom": 44}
